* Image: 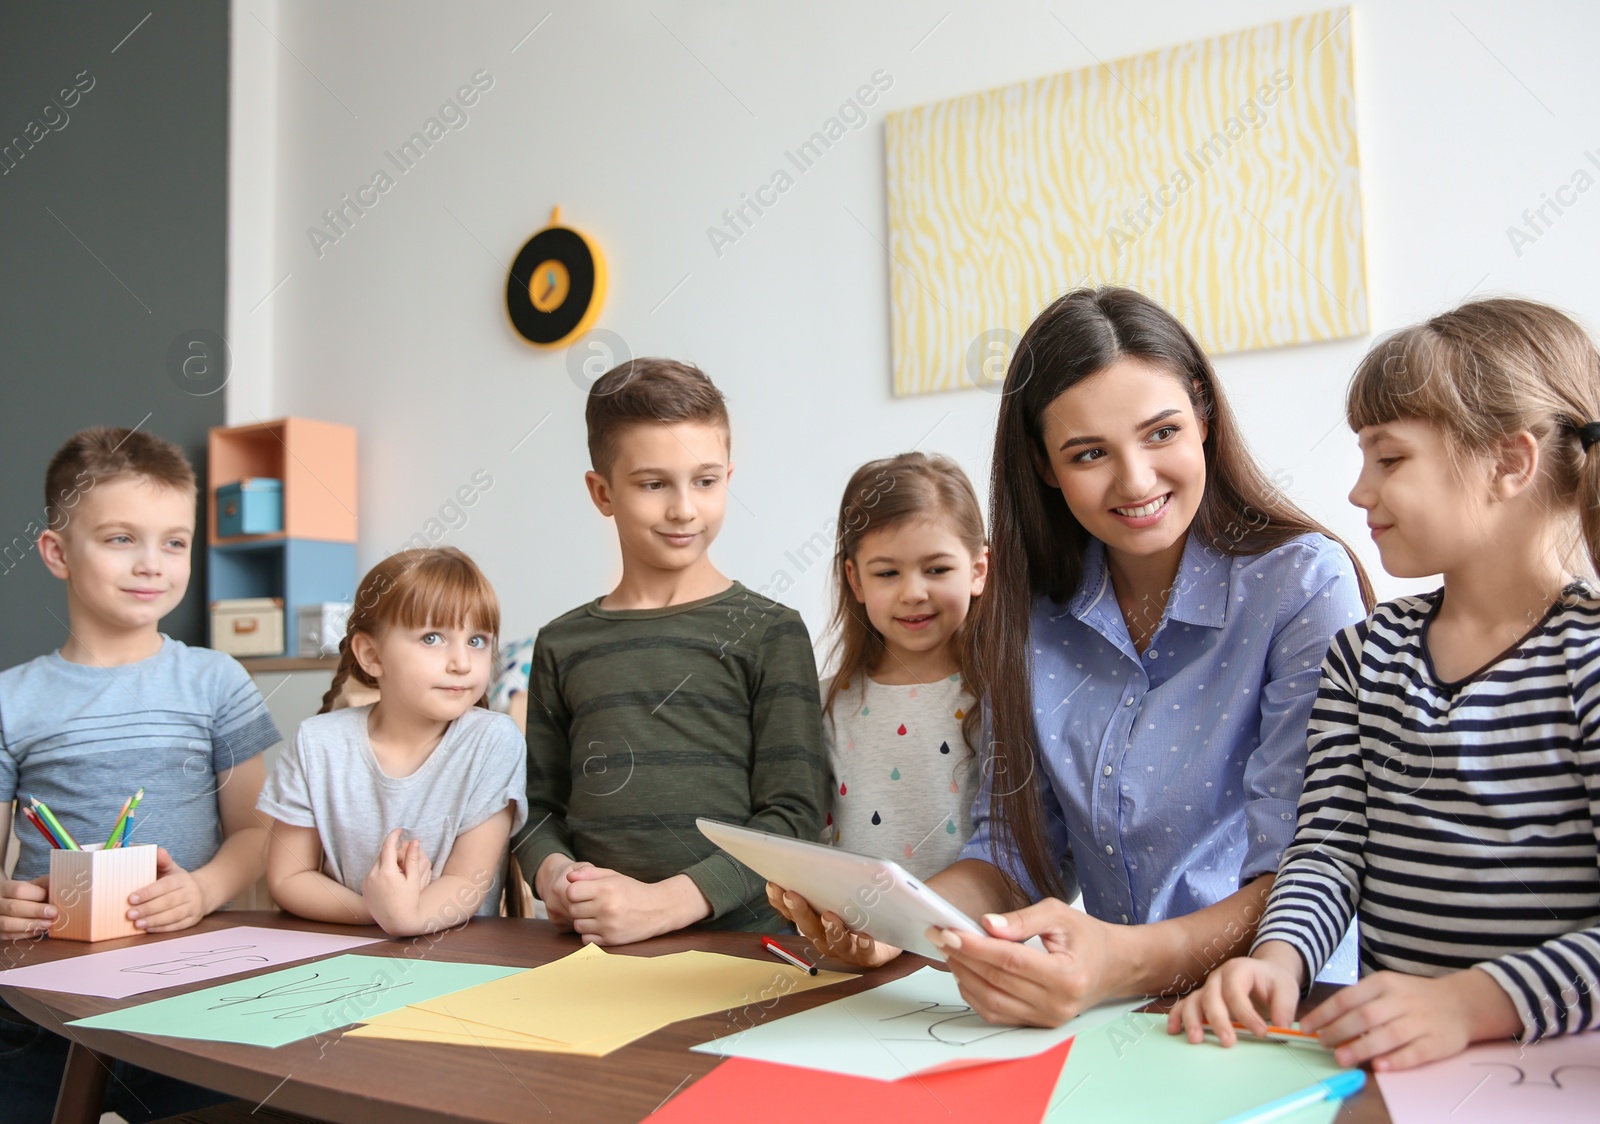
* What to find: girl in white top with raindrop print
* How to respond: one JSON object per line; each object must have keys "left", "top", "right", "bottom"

{"left": 817, "top": 452, "right": 988, "bottom": 880}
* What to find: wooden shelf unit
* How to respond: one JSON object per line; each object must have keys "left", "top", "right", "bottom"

{"left": 206, "top": 418, "right": 357, "bottom": 546}
{"left": 207, "top": 418, "right": 358, "bottom": 657}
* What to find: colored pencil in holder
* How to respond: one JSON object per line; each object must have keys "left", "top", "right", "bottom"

{"left": 104, "top": 793, "right": 134, "bottom": 848}
{"left": 20, "top": 805, "right": 63, "bottom": 848}
{"left": 27, "top": 798, "right": 78, "bottom": 850}
{"left": 104, "top": 787, "right": 144, "bottom": 849}
{"left": 109, "top": 810, "right": 135, "bottom": 849}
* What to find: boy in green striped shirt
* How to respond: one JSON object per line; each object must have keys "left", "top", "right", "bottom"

{"left": 515, "top": 359, "right": 828, "bottom": 942}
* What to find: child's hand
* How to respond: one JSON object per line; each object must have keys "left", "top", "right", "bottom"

{"left": 534, "top": 854, "right": 594, "bottom": 931}
{"left": 565, "top": 868, "right": 708, "bottom": 945}
{"left": 399, "top": 834, "right": 434, "bottom": 888}
{"left": 1297, "top": 967, "right": 1521, "bottom": 1071}
{"left": 767, "top": 882, "right": 901, "bottom": 968}
{"left": 0, "top": 875, "right": 55, "bottom": 938}
{"left": 362, "top": 829, "right": 431, "bottom": 935}
{"left": 127, "top": 848, "right": 211, "bottom": 933}
{"left": 1170, "top": 944, "right": 1304, "bottom": 1046}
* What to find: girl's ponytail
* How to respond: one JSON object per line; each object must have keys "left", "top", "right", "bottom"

{"left": 1574, "top": 422, "right": 1600, "bottom": 579}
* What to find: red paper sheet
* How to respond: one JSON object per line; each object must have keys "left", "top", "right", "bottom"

{"left": 651, "top": 1038, "right": 1073, "bottom": 1123}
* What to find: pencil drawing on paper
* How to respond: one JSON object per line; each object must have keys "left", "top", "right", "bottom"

{"left": 119, "top": 943, "right": 271, "bottom": 977}
{"left": 1471, "top": 1061, "right": 1600, "bottom": 1090}
{"left": 876, "top": 999, "right": 1028, "bottom": 1047}
{"left": 208, "top": 969, "right": 410, "bottom": 1021}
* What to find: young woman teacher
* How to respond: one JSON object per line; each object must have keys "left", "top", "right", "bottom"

{"left": 772, "top": 287, "right": 1372, "bottom": 1025}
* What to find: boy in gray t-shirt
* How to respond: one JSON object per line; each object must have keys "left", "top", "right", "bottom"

{"left": 0, "top": 427, "right": 280, "bottom": 1123}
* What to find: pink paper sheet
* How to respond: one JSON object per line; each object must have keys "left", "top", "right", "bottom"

{"left": 0, "top": 925, "right": 384, "bottom": 998}
{"left": 1375, "top": 1033, "right": 1600, "bottom": 1124}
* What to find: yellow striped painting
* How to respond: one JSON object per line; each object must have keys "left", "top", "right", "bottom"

{"left": 885, "top": 7, "right": 1367, "bottom": 396}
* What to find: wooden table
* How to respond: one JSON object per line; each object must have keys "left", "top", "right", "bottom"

{"left": 0, "top": 912, "right": 1390, "bottom": 1123}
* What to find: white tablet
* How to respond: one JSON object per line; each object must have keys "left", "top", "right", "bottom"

{"left": 696, "top": 818, "right": 983, "bottom": 960}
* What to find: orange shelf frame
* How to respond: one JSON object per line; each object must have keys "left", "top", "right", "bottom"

{"left": 207, "top": 418, "right": 357, "bottom": 546}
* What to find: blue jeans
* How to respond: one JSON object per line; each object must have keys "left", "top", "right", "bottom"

{"left": 0, "top": 996, "right": 229, "bottom": 1123}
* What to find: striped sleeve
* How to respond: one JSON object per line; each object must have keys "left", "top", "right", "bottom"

{"left": 1475, "top": 644, "right": 1600, "bottom": 1041}
{"left": 1252, "top": 619, "right": 1370, "bottom": 983}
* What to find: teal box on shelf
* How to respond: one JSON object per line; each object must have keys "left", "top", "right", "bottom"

{"left": 216, "top": 479, "right": 284, "bottom": 538}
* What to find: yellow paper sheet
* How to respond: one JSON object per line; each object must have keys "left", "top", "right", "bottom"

{"left": 353, "top": 999, "right": 639, "bottom": 1051}
{"left": 409, "top": 944, "right": 854, "bottom": 1046}
{"left": 358, "top": 1005, "right": 571, "bottom": 1044}
{"left": 344, "top": 1013, "right": 640, "bottom": 1056}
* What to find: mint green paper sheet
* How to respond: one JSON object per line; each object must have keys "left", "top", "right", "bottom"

{"left": 693, "top": 964, "right": 1142, "bottom": 1081}
{"left": 70, "top": 953, "right": 523, "bottom": 1049}
{"left": 1044, "top": 1014, "right": 1349, "bottom": 1123}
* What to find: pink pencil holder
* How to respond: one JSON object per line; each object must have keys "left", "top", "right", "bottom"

{"left": 49, "top": 844, "right": 157, "bottom": 942}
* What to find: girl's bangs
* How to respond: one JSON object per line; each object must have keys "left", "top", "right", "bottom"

{"left": 1346, "top": 326, "right": 1465, "bottom": 435}
{"left": 382, "top": 553, "right": 500, "bottom": 635}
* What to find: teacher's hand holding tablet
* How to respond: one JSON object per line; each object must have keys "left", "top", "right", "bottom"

{"left": 928, "top": 899, "right": 1117, "bottom": 1028}
{"left": 770, "top": 883, "right": 1123, "bottom": 1028}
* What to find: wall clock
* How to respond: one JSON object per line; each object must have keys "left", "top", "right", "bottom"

{"left": 506, "top": 206, "right": 607, "bottom": 347}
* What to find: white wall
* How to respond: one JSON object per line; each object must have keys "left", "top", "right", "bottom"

{"left": 226, "top": 0, "right": 280, "bottom": 424}
{"left": 228, "top": 0, "right": 1600, "bottom": 649}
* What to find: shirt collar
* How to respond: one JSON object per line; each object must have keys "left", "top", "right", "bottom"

{"left": 1059, "top": 539, "right": 1111, "bottom": 621}
{"left": 1166, "top": 534, "right": 1230, "bottom": 629}
{"left": 1055, "top": 534, "right": 1230, "bottom": 629}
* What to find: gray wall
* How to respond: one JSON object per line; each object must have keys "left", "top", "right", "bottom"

{"left": 0, "top": 2, "right": 229, "bottom": 669}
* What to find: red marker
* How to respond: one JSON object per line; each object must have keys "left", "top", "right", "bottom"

{"left": 761, "top": 936, "right": 817, "bottom": 976}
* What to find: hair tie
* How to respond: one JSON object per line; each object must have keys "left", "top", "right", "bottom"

{"left": 1581, "top": 422, "right": 1600, "bottom": 451}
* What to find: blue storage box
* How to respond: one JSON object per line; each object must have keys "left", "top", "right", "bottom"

{"left": 216, "top": 478, "right": 284, "bottom": 538}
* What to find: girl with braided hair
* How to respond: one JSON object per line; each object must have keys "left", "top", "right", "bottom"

{"left": 258, "top": 547, "right": 526, "bottom": 936}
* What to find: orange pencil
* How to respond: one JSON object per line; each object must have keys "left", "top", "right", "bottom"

{"left": 104, "top": 794, "right": 134, "bottom": 848}
{"left": 104, "top": 787, "right": 143, "bottom": 849}
{"left": 1211, "top": 1021, "right": 1325, "bottom": 1048}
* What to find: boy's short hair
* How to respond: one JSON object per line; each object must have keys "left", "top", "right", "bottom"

{"left": 45, "top": 426, "right": 197, "bottom": 529}
{"left": 585, "top": 359, "right": 730, "bottom": 477}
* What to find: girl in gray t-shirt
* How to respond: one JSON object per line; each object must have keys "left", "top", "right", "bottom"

{"left": 257, "top": 548, "right": 527, "bottom": 935}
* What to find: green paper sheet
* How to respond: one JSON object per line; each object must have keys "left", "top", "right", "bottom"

{"left": 1044, "top": 1014, "right": 1349, "bottom": 1123}
{"left": 69, "top": 953, "right": 523, "bottom": 1049}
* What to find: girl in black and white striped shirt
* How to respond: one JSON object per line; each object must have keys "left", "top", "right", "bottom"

{"left": 1173, "top": 297, "right": 1600, "bottom": 1071}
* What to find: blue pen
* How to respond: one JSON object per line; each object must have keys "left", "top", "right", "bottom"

{"left": 1216, "top": 1070, "right": 1367, "bottom": 1124}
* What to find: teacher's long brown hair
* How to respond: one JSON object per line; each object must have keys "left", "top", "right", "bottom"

{"left": 974, "top": 287, "right": 1374, "bottom": 901}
